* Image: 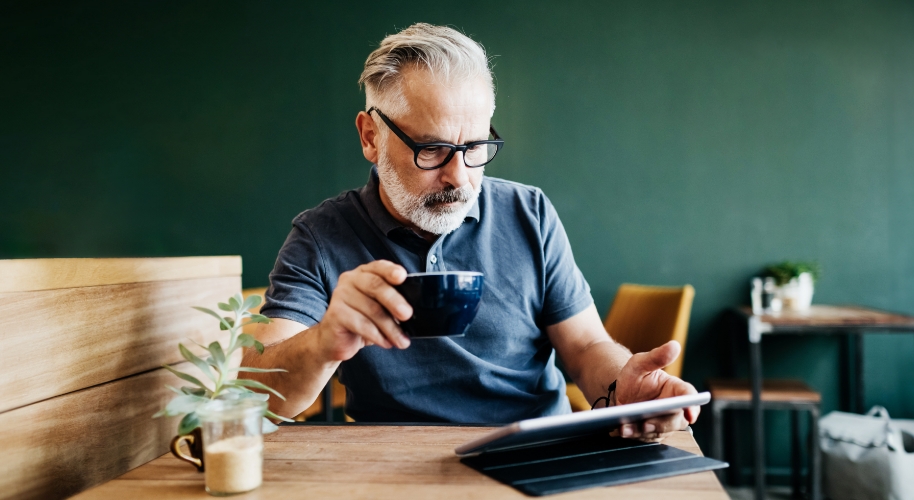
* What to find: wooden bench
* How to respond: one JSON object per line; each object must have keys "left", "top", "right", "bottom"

{"left": 0, "top": 257, "right": 241, "bottom": 499}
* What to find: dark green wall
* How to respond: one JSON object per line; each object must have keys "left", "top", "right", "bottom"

{"left": 4, "top": 0, "right": 914, "bottom": 480}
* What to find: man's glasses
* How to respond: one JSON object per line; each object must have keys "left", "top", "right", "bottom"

{"left": 368, "top": 107, "right": 504, "bottom": 170}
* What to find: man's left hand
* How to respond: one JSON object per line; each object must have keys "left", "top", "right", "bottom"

{"left": 612, "top": 340, "right": 699, "bottom": 442}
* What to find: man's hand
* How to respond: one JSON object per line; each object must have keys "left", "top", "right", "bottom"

{"left": 316, "top": 260, "right": 413, "bottom": 361}
{"left": 613, "top": 340, "right": 699, "bottom": 442}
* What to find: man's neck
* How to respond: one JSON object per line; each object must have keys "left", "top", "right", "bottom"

{"left": 377, "top": 182, "right": 439, "bottom": 243}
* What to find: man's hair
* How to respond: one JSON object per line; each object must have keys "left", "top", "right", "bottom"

{"left": 359, "top": 23, "right": 495, "bottom": 119}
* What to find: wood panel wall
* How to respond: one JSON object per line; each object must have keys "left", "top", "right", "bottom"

{"left": 0, "top": 257, "right": 242, "bottom": 500}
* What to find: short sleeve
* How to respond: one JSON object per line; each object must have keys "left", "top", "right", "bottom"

{"left": 260, "top": 221, "right": 329, "bottom": 327}
{"left": 538, "top": 193, "right": 593, "bottom": 326}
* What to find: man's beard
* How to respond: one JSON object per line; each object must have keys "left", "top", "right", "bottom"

{"left": 376, "top": 149, "right": 481, "bottom": 235}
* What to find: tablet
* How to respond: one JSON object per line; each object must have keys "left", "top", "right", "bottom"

{"left": 454, "top": 392, "right": 710, "bottom": 456}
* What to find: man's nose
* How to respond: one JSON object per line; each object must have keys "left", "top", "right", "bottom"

{"left": 438, "top": 150, "right": 470, "bottom": 189}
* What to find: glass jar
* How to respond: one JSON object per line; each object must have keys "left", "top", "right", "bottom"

{"left": 195, "top": 398, "right": 267, "bottom": 496}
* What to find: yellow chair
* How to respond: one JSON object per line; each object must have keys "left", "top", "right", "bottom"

{"left": 566, "top": 283, "right": 695, "bottom": 412}
{"left": 241, "top": 287, "right": 347, "bottom": 421}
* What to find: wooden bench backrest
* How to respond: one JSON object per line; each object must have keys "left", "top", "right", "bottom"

{"left": 0, "top": 257, "right": 241, "bottom": 499}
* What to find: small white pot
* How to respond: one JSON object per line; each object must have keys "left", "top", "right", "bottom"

{"left": 779, "top": 272, "right": 815, "bottom": 311}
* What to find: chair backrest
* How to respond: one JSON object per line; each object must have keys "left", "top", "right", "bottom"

{"left": 603, "top": 283, "right": 695, "bottom": 378}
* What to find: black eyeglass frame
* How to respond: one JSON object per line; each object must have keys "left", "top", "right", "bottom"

{"left": 367, "top": 107, "right": 504, "bottom": 170}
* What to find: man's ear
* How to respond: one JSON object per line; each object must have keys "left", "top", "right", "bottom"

{"left": 356, "top": 111, "right": 379, "bottom": 164}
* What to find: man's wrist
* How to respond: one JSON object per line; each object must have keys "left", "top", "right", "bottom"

{"left": 302, "top": 322, "right": 343, "bottom": 371}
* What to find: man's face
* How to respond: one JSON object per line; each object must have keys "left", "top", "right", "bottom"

{"left": 374, "top": 67, "right": 493, "bottom": 236}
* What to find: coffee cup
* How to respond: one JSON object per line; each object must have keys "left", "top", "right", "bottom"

{"left": 395, "top": 271, "right": 484, "bottom": 338}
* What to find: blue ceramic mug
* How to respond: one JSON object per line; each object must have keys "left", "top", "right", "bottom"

{"left": 395, "top": 271, "right": 484, "bottom": 338}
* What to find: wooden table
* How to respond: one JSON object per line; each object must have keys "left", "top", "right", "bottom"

{"left": 730, "top": 305, "right": 914, "bottom": 500}
{"left": 75, "top": 424, "right": 728, "bottom": 499}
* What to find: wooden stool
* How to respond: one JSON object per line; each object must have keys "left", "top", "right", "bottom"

{"left": 707, "top": 379, "right": 821, "bottom": 500}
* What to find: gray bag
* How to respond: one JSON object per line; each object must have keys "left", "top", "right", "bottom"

{"left": 819, "top": 406, "right": 914, "bottom": 500}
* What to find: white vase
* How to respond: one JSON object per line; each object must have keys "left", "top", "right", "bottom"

{"left": 779, "top": 272, "right": 815, "bottom": 311}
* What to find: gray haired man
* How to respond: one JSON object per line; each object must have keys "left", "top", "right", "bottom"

{"left": 242, "top": 23, "right": 699, "bottom": 441}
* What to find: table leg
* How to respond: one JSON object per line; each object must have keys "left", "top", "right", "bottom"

{"left": 790, "top": 410, "right": 801, "bottom": 498}
{"left": 749, "top": 321, "right": 765, "bottom": 500}
{"left": 809, "top": 405, "right": 822, "bottom": 500}
{"left": 854, "top": 333, "right": 865, "bottom": 413}
{"left": 323, "top": 379, "right": 334, "bottom": 422}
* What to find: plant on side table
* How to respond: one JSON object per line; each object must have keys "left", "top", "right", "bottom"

{"left": 765, "top": 261, "right": 822, "bottom": 311}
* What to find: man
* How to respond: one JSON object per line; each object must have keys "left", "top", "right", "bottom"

{"left": 242, "top": 23, "right": 698, "bottom": 441}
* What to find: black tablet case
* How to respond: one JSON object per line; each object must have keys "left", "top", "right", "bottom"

{"left": 460, "top": 433, "right": 727, "bottom": 496}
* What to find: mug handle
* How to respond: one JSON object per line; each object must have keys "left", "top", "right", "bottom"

{"left": 170, "top": 434, "right": 204, "bottom": 471}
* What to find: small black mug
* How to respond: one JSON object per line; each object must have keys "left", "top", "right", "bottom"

{"left": 395, "top": 271, "right": 484, "bottom": 338}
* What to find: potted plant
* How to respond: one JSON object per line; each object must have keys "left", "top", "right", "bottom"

{"left": 153, "top": 293, "right": 292, "bottom": 470}
{"left": 764, "top": 261, "right": 821, "bottom": 311}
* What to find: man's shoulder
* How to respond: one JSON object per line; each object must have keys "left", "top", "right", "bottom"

{"left": 483, "top": 176, "right": 546, "bottom": 203}
{"left": 482, "top": 176, "right": 552, "bottom": 218}
{"left": 290, "top": 189, "right": 359, "bottom": 229}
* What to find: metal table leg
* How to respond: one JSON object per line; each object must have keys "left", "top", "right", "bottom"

{"left": 748, "top": 316, "right": 767, "bottom": 500}
{"left": 791, "top": 410, "right": 801, "bottom": 498}
{"left": 854, "top": 332, "right": 865, "bottom": 413}
{"left": 809, "top": 405, "right": 822, "bottom": 500}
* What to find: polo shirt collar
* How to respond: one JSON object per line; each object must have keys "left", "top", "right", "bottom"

{"left": 360, "top": 165, "right": 480, "bottom": 238}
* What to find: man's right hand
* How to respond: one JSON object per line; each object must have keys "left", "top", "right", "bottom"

{"left": 315, "top": 260, "right": 413, "bottom": 361}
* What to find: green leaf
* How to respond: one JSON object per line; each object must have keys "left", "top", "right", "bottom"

{"left": 262, "top": 416, "right": 279, "bottom": 434}
{"left": 207, "top": 341, "right": 226, "bottom": 366}
{"left": 254, "top": 340, "right": 264, "bottom": 354}
{"left": 165, "top": 394, "right": 209, "bottom": 416}
{"left": 247, "top": 314, "right": 272, "bottom": 324}
{"left": 162, "top": 364, "right": 208, "bottom": 389}
{"left": 217, "top": 302, "right": 232, "bottom": 311}
{"left": 228, "top": 295, "right": 241, "bottom": 311}
{"left": 192, "top": 306, "right": 232, "bottom": 330}
{"left": 179, "top": 344, "right": 215, "bottom": 381}
{"left": 228, "top": 378, "right": 286, "bottom": 400}
{"left": 222, "top": 386, "right": 252, "bottom": 394}
{"left": 181, "top": 386, "right": 209, "bottom": 397}
{"left": 242, "top": 294, "right": 262, "bottom": 311}
{"left": 152, "top": 408, "right": 168, "bottom": 418}
{"left": 230, "top": 366, "right": 287, "bottom": 373}
{"left": 178, "top": 412, "right": 201, "bottom": 435}
{"left": 219, "top": 391, "right": 268, "bottom": 402}
{"left": 165, "top": 384, "right": 184, "bottom": 396}
{"left": 265, "top": 409, "right": 294, "bottom": 423}
{"left": 236, "top": 333, "right": 257, "bottom": 348}
{"left": 219, "top": 316, "right": 236, "bottom": 331}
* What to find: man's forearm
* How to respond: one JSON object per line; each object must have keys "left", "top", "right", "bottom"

{"left": 570, "top": 339, "right": 632, "bottom": 408}
{"left": 239, "top": 325, "right": 340, "bottom": 419}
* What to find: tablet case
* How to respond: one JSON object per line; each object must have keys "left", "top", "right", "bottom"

{"left": 460, "top": 432, "right": 727, "bottom": 496}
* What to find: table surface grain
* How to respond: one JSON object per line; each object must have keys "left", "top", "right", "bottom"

{"left": 74, "top": 425, "right": 727, "bottom": 499}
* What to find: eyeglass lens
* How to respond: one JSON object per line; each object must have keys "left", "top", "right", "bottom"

{"left": 416, "top": 142, "right": 499, "bottom": 169}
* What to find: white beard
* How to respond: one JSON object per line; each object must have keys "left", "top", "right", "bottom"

{"left": 376, "top": 150, "right": 482, "bottom": 235}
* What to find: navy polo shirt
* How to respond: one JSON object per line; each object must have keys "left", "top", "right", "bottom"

{"left": 262, "top": 166, "right": 593, "bottom": 423}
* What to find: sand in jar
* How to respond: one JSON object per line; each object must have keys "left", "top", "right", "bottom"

{"left": 204, "top": 435, "right": 264, "bottom": 495}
